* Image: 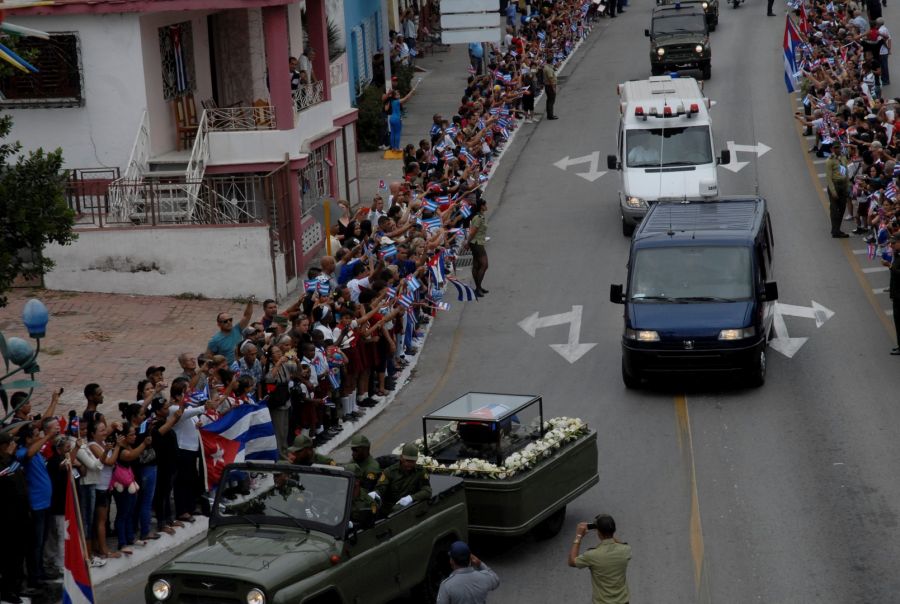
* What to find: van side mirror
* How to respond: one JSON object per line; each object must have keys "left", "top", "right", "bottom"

{"left": 644, "top": 29, "right": 651, "bottom": 37}
{"left": 610, "top": 284, "right": 625, "bottom": 304}
{"left": 607, "top": 154, "right": 619, "bottom": 170}
{"left": 763, "top": 281, "right": 778, "bottom": 301}
{"left": 719, "top": 149, "right": 730, "bottom": 165}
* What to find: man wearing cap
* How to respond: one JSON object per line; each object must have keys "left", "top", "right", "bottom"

{"left": 542, "top": 55, "right": 558, "bottom": 120}
{"left": 825, "top": 142, "right": 851, "bottom": 238}
{"left": 436, "top": 540, "right": 500, "bottom": 604}
{"left": 343, "top": 462, "right": 379, "bottom": 529}
{"left": 146, "top": 365, "right": 166, "bottom": 387}
{"left": 374, "top": 442, "right": 431, "bottom": 513}
{"left": 882, "top": 233, "right": 900, "bottom": 354}
{"left": 286, "top": 434, "right": 336, "bottom": 466}
{"left": 568, "top": 514, "right": 631, "bottom": 604}
{"left": 349, "top": 434, "right": 381, "bottom": 491}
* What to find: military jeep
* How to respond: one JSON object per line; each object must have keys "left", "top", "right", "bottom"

{"left": 646, "top": 4, "right": 712, "bottom": 79}
{"left": 145, "top": 464, "right": 468, "bottom": 604}
{"left": 656, "top": 0, "right": 718, "bottom": 31}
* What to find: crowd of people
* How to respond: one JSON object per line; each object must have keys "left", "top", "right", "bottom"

{"left": 0, "top": 2, "right": 599, "bottom": 602}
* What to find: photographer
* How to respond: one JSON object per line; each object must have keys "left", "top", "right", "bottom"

{"left": 567, "top": 514, "right": 632, "bottom": 604}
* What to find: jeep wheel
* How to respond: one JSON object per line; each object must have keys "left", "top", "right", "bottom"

{"left": 622, "top": 219, "right": 635, "bottom": 237}
{"left": 701, "top": 63, "right": 711, "bottom": 80}
{"left": 747, "top": 348, "right": 766, "bottom": 388}
{"left": 533, "top": 506, "right": 566, "bottom": 540}
{"left": 414, "top": 540, "right": 454, "bottom": 603}
{"left": 622, "top": 359, "right": 641, "bottom": 389}
{"left": 651, "top": 65, "right": 664, "bottom": 76}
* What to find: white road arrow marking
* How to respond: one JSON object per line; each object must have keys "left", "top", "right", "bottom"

{"left": 553, "top": 152, "right": 607, "bottom": 182}
{"left": 721, "top": 140, "right": 772, "bottom": 173}
{"left": 518, "top": 305, "right": 597, "bottom": 364}
{"left": 769, "top": 300, "right": 835, "bottom": 358}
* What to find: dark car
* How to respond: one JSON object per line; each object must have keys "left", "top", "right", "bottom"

{"left": 145, "top": 463, "right": 468, "bottom": 604}
{"left": 657, "top": 0, "right": 718, "bottom": 31}
{"left": 610, "top": 197, "right": 778, "bottom": 388}
{"left": 646, "top": 5, "right": 712, "bottom": 79}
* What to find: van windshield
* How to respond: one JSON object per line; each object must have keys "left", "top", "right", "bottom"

{"left": 625, "top": 126, "right": 713, "bottom": 167}
{"left": 630, "top": 246, "right": 752, "bottom": 302}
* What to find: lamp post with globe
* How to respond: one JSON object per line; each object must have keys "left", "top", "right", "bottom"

{"left": 0, "top": 298, "right": 49, "bottom": 427}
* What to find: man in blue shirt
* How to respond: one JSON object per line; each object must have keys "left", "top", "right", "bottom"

{"left": 468, "top": 41, "right": 484, "bottom": 75}
{"left": 16, "top": 419, "right": 57, "bottom": 588}
{"left": 206, "top": 298, "right": 255, "bottom": 364}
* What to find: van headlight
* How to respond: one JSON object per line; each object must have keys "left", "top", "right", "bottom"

{"left": 151, "top": 579, "right": 171, "bottom": 600}
{"left": 718, "top": 327, "right": 756, "bottom": 340}
{"left": 695, "top": 44, "right": 705, "bottom": 54}
{"left": 625, "top": 328, "right": 660, "bottom": 342}
{"left": 625, "top": 196, "right": 648, "bottom": 209}
{"left": 656, "top": 47, "right": 666, "bottom": 57}
{"left": 247, "top": 588, "right": 266, "bottom": 604}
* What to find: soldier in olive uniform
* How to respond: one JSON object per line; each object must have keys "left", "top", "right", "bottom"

{"left": 286, "top": 434, "right": 337, "bottom": 466}
{"left": 884, "top": 233, "right": 900, "bottom": 354}
{"left": 344, "top": 462, "right": 379, "bottom": 529}
{"left": 349, "top": 434, "right": 381, "bottom": 491}
{"left": 374, "top": 442, "right": 431, "bottom": 514}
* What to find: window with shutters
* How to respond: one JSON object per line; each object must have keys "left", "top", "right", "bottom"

{"left": 0, "top": 32, "right": 83, "bottom": 108}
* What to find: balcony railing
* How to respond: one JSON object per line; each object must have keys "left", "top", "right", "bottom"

{"left": 293, "top": 80, "right": 324, "bottom": 113}
{"left": 206, "top": 106, "right": 276, "bottom": 131}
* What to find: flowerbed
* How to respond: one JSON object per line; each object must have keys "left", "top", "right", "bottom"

{"left": 393, "top": 417, "right": 589, "bottom": 479}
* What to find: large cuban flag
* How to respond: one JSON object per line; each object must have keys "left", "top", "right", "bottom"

{"left": 199, "top": 403, "right": 279, "bottom": 491}
{"left": 783, "top": 16, "right": 803, "bottom": 93}
{"left": 64, "top": 469, "right": 94, "bottom": 604}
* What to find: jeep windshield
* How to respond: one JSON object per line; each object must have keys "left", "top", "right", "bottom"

{"left": 215, "top": 466, "right": 352, "bottom": 535}
{"left": 625, "top": 126, "right": 713, "bottom": 167}
{"left": 630, "top": 246, "right": 752, "bottom": 301}
{"left": 652, "top": 14, "right": 706, "bottom": 35}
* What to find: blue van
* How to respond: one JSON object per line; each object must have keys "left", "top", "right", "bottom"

{"left": 609, "top": 197, "right": 778, "bottom": 387}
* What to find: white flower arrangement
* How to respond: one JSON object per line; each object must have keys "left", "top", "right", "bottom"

{"left": 393, "top": 416, "right": 588, "bottom": 479}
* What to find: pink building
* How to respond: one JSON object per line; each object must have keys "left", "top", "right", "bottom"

{"left": 2, "top": 0, "right": 358, "bottom": 300}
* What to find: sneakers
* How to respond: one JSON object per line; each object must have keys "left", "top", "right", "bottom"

{"left": 90, "top": 556, "right": 107, "bottom": 568}
{"left": 852, "top": 227, "right": 868, "bottom": 235}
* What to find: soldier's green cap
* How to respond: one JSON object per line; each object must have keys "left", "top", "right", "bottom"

{"left": 343, "top": 462, "right": 363, "bottom": 478}
{"left": 287, "top": 434, "right": 313, "bottom": 452}
{"left": 400, "top": 442, "right": 420, "bottom": 461}
{"left": 349, "top": 434, "right": 370, "bottom": 448}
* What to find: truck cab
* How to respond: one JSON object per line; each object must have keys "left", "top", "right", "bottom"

{"left": 610, "top": 197, "right": 778, "bottom": 388}
{"left": 607, "top": 76, "right": 729, "bottom": 236}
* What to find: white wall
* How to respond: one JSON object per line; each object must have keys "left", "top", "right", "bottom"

{"left": 5, "top": 14, "right": 146, "bottom": 171}
{"left": 44, "top": 225, "right": 277, "bottom": 300}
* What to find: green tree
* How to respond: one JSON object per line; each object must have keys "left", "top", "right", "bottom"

{"left": 0, "top": 113, "right": 75, "bottom": 307}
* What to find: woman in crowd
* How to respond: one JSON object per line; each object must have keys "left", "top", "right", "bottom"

{"left": 87, "top": 421, "right": 124, "bottom": 559}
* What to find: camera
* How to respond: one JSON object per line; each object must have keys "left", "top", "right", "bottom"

{"left": 586, "top": 523, "right": 597, "bottom": 531}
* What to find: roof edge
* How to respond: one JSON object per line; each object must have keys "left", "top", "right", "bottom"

{"left": 4, "top": 0, "right": 294, "bottom": 17}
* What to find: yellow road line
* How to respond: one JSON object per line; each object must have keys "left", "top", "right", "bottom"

{"left": 790, "top": 93, "right": 896, "bottom": 340}
{"left": 675, "top": 394, "right": 710, "bottom": 602}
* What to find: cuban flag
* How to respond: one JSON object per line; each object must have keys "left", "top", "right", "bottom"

{"left": 436, "top": 195, "right": 452, "bottom": 208}
{"left": 784, "top": 16, "right": 803, "bottom": 92}
{"left": 460, "top": 148, "right": 476, "bottom": 164}
{"left": 379, "top": 243, "right": 398, "bottom": 260}
{"left": 446, "top": 125, "right": 458, "bottom": 137}
{"left": 448, "top": 277, "right": 478, "bottom": 302}
{"left": 406, "top": 274, "right": 422, "bottom": 291}
{"left": 64, "top": 469, "right": 95, "bottom": 604}
{"left": 537, "top": 30, "right": 546, "bottom": 41}
{"left": 428, "top": 255, "right": 445, "bottom": 285}
{"left": 867, "top": 241, "right": 877, "bottom": 259}
{"left": 886, "top": 181, "right": 898, "bottom": 201}
{"left": 304, "top": 279, "right": 318, "bottom": 293}
{"left": 327, "top": 367, "right": 341, "bottom": 390}
{"left": 384, "top": 286, "right": 398, "bottom": 301}
{"left": 423, "top": 197, "right": 439, "bottom": 212}
{"left": 443, "top": 150, "right": 455, "bottom": 162}
{"left": 459, "top": 203, "right": 472, "bottom": 219}
{"left": 420, "top": 216, "right": 443, "bottom": 232}
{"left": 398, "top": 292, "right": 415, "bottom": 309}
{"left": 502, "top": 73, "right": 512, "bottom": 83}
{"left": 199, "top": 403, "right": 278, "bottom": 490}
{"left": 435, "top": 301, "right": 451, "bottom": 311}
{"left": 317, "top": 280, "right": 331, "bottom": 296}
{"left": 500, "top": 127, "right": 511, "bottom": 139}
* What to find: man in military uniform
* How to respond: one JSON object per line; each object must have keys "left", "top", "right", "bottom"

{"left": 349, "top": 434, "right": 381, "bottom": 491}
{"left": 343, "top": 462, "right": 378, "bottom": 529}
{"left": 286, "top": 434, "right": 337, "bottom": 466}
{"left": 824, "top": 142, "right": 851, "bottom": 238}
{"left": 883, "top": 233, "right": 900, "bottom": 354}
{"left": 374, "top": 442, "right": 431, "bottom": 514}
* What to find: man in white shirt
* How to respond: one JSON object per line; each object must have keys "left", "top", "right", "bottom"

{"left": 878, "top": 17, "right": 892, "bottom": 85}
{"left": 170, "top": 377, "right": 212, "bottom": 521}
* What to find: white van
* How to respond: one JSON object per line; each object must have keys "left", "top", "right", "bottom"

{"left": 606, "top": 75, "right": 730, "bottom": 236}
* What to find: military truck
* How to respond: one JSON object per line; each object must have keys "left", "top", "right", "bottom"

{"left": 646, "top": 4, "right": 712, "bottom": 79}
{"left": 656, "top": 0, "right": 718, "bottom": 31}
{"left": 412, "top": 392, "right": 599, "bottom": 538}
{"left": 144, "top": 464, "right": 468, "bottom": 604}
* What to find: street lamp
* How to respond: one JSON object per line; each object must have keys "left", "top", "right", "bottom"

{"left": 0, "top": 298, "right": 48, "bottom": 425}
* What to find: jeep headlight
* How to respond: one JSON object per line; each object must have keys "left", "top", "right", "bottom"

{"left": 625, "top": 196, "right": 648, "bottom": 209}
{"left": 247, "top": 588, "right": 266, "bottom": 604}
{"left": 656, "top": 47, "right": 666, "bottom": 57}
{"left": 151, "top": 579, "right": 171, "bottom": 601}
{"left": 702, "top": 1, "right": 709, "bottom": 7}
{"left": 718, "top": 327, "right": 756, "bottom": 340}
{"left": 695, "top": 44, "right": 704, "bottom": 54}
{"left": 625, "top": 328, "right": 660, "bottom": 342}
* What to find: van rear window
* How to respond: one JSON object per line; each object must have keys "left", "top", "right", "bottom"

{"left": 630, "top": 246, "right": 751, "bottom": 302}
{"left": 625, "top": 126, "right": 713, "bottom": 167}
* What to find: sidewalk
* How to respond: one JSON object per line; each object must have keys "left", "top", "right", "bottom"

{"left": 356, "top": 46, "right": 472, "bottom": 200}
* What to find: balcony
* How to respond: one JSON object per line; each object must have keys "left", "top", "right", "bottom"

{"left": 205, "top": 106, "right": 276, "bottom": 132}
{"left": 293, "top": 80, "right": 324, "bottom": 113}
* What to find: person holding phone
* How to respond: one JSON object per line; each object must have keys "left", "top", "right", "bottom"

{"left": 567, "top": 514, "right": 631, "bottom": 604}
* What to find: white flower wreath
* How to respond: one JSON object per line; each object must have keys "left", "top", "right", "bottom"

{"left": 392, "top": 417, "right": 588, "bottom": 479}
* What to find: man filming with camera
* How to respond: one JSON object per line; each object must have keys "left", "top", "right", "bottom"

{"left": 567, "top": 514, "right": 632, "bottom": 604}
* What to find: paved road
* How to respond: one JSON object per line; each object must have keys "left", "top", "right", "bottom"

{"left": 107, "top": 6, "right": 900, "bottom": 604}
